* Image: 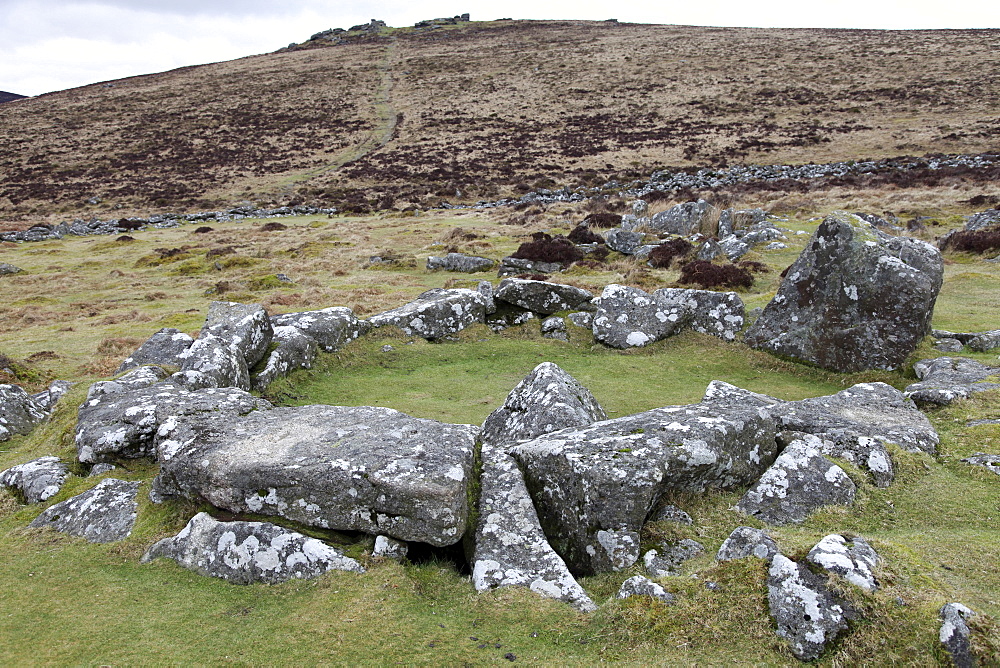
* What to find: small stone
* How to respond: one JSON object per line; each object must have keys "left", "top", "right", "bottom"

{"left": 806, "top": 534, "right": 880, "bottom": 591}
{"left": 643, "top": 539, "right": 703, "bottom": 577}
{"left": 373, "top": 535, "right": 408, "bottom": 559}
{"left": 89, "top": 463, "right": 117, "bottom": 477}
{"left": 716, "top": 526, "right": 781, "bottom": 562}
{"left": 29, "top": 478, "right": 140, "bottom": 543}
{"left": 961, "top": 453, "right": 1000, "bottom": 476}
{"left": 0, "top": 456, "right": 69, "bottom": 503}
{"left": 939, "top": 602, "right": 976, "bottom": 668}
{"left": 616, "top": 575, "right": 675, "bottom": 604}
{"left": 651, "top": 504, "right": 692, "bottom": 525}
{"left": 380, "top": 344, "right": 394, "bottom": 352}
{"left": 768, "top": 554, "right": 854, "bottom": 661}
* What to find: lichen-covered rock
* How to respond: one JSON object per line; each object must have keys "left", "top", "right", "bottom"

{"left": 75, "top": 382, "right": 271, "bottom": 463}
{"left": 905, "top": 357, "right": 1000, "bottom": 406}
{"left": 511, "top": 401, "right": 777, "bottom": 574}
{"left": 567, "top": 311, "right": 593, "bottom": 328}
{"left": 716, "top": 526, "right": 781, "bottom": 562}
{"left": 0, "top": 383, "right": 48, "bottom": 441}
{"left": 480, "top": 362, "right": 606, "bottom": 448}
{"left": 617, "top": 575, "right": 675, "bottom": 604}
{"left": 152, "top": 405, "right": 478, "bottom": 546}
{"left": 736, "top": 436, "right": 856, "bottom": 525}
{"left": 807, "top": 534, "right": 879, "bottom": 592}
{"left": 649, "top": 200, "right": 712, "bottom": 235}
{"left": 270, "top": 306, "right": 369, "bottom": 352}
{"left": 655, "top": 288, "right": 745, "bottom": 342}
{"left": 717, "top": 208, "right": 767, "bottom": 238}
{"left": 89, "top": 463, "right": 116, "bottom": 477}
{"left": 0, "top": 456, "right": 69, "bottom": 503}
{"left": 373, "top": 535, "right": 408, "bottom": 559}
{"left": 199, "top": 301, "right": 273, "bottom": 369}
{"left": 426, "top": 253, "right": 495, "bottom": 273}
{"left": 934, "top": 337, "right": 965, "bottom": 353}
{"left": 368, "top": 288, "right": 488, "bottom": 339}
{"left": 961, "top": 453, "right": 1000, "bottom": 476}
{"left": 86, "top": 366, "right": 170, "bottom": 406}
{"left": 939, "top": 602, "right": 977, "bottom": 668}
{"left": 485, "top": 303, "right": 535, "bottom": 332}
{"left": 540, "top": 316, "right": 568, "bottom": 341}
{"left": 494, "top": 278, "right": 594, "bottom": 315}
{"left": 471, "top": 441, "right": 596, "bottom": 611}
{"left": 0, "top": 262, "right": 22, "bottom": 275}
{"left": 31, "top": 379, "right": 72, "bottom": 412}
{"left": 651, "top": 504, "right": 693, "bottom": 525}
{"left": 497, "top": 257, "right": 562, "bottom": 277}
{"left": 29, "top": 478, "right": 140, "bottom": 543}
{"left": 250, "top": 325, "right": 318, "bottom": 391}
{"left": 964, "top": 208, "right": 1000, "bottom": 232}
{"left": 768, "top": 554, "right": 854, "bottom": 661}
{"left": 591, "top": 284, "right": 688, "bottom": 348}
{"left": 696, "top": 238, "right": 724, "bottom": 261}
{"left": 718, "top": 235, "right": 751, "bottom": 261}
{"left": 142, "top": 512, "right": 364, "bottom": 584}
{"left": 644, "top": 539, "right": 704, "bottom": 577}
{"left": 744, "top": 211, "right": 944, "bottom": 372}
{"left": 116, "top": 328, "right": 194, "bottom": 373}
{"left": 604, "top": 227, "right": 644, "bottom": 254}
{"left": 176, "top": 333, "right": 250, "bottom": 390}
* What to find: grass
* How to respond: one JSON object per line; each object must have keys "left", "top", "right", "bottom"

{"left": 1, "top": 204, "right": 999, "bottom": 664}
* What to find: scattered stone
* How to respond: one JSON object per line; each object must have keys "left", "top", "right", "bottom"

{"left": 117, "top": 328, "right": 195, "bottom": 373}
{"left": 656, "top": 288, "right": 745, "bottom": 342}
{"left": 142, "top": 512, "right": 364, "bottom": 583}
{"left": 0, "top": 383, "right": 48, "bottom": 441}
{"left": 368, "top": 288, "right": 489, "bottom": 339}
{"left": 696, "top": 238, "right": 724, "bottom": 261}
{"left": 373, "top": 535, "right": 408, "bottom": 559}
{"left": 807, "top": 534, "right": 879, "bottom": 591}
{"left": 651, "top": 504, "right": 692, "bottom": 525}
{"left": 540, "top": 316, "right": 568, "bottom": 341}
{"left": 765, "top": 242, "right": 787, "bottom": 250}
{"left": 494, "top": 278, "right": 594, "bottom": 315}
{"left": 905, "top": 357, "right": 1000, "bottom": 406}
{"left": 604, "top": 228, "right": 644, "bottom": 254}
{"left": 89, "top": 463, "right": 116, "bottom": 476}
{"left": 0, "top": 456, "right": 69, "bottom": 503}
{"left": 380, "top": 344, "right": 394, "bottom": 352}
{"left": 0, "top": 262, "right": 22, "bottom": 275}
{"left": 511, "top": 401, "right": 777, "bottom": 574}
{"left": 768, "top": 554, "right": 854, "bottom": 661}
{"left": 961, "top": 453, "right": 1000, "bottom": 476}
{"left": 745, "top": 211, "right": 943, "bottom": 372}
{"left": 616, "top": 575, "right": 675, "bottom": 604}
{"left": 717, "top": 208, "right": 767, "bottom": 238}
{"left": 152, "top": 405, "right": 478, "bottom": 546}
{"left": 481, "top": 362, "right": 606, "bottom": 450}
{"left": 939, "top": 602, "right": 977, "bottom": 668}
{"left": 567, "top": 311, "right": 593, "bottom": 328}
{"left": 716, "top": 526, "right": 781, "bottom": 562}
{"left": 964, "top": 208, "right": 1000, "bottom": 232}
{"left": 250, "top": 325, "right": 318, "bottom": 391}
{"left": 644, "top": 539, "right": 704, "bottom": 577}
{"left": 968, "top": 329, "right": 1000, "bottom": 352}
{"left": 29, "top": 478, "right": 140, "bottom": 543}
{"left": 427, "top": 253, "right": 496, "bottom": 273}
{"left": 271, "top": 306, "right": 369, "bottom": 352}
{"left": 718, "top": 236, "right": 751, "bottom": 261}
{"left": 75, "top": 383, "right": 271, "bottom": 463}
{"left": 735, "top": 435, "right": 856, "bottom": 525}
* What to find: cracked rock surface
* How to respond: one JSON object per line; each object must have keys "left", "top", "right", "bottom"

{"left": 494, "top": 278, "right": 594, "bottom": 315}
{"left": 905, "top": 357, "right": 1000, "bottom": 406}
{"left": 116, "top": 328, "right": 194, "bottom": 373}
{"left": 152, "top": 405, "right": 478, "bottom": 546}
{"left": 29, "top": 478, "right": 140, "bottom": 543}
{"left": 0, "top": 383, "right": 49, "bottom": 441}
{"left": 142, "top": 512, "right": 364, "bottom": 584}
{"left": 270, "top": 306, "right": 368, "bottom": 352}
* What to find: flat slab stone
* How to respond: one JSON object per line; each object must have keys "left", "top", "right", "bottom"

{"left": 152, "top": 405, "right": 478, "bottom": 546}
{"left": 0, "top": 456, "right": 69, "bottom": 503}
{"left": 270, "top": 306, "right": 369, "bottom": 352}
{"left": 368, "top": 288, "right": 488, "bottom": 339}
{"left": 142, "top": 512, "right": 364, "bottom": 584}
{"left": 29, "top": 478, "right": 140, "bottom": 543}
{"left": 494, "top": 278, "right": 594, "bottom": 315}
{"left": 426, "top": 253, "right": 495, "bottom": 273}
{"left": 961, "top": 453, "right": 1000, "bottom": 476}
{"left": 905, "top": 357, "right": 1000, "bottom": 406}
{"left": 735, "top": 436, "right": 856, "bottom": 526}
{"left": 511, "top": 401, "right": 777, "bottom": 574}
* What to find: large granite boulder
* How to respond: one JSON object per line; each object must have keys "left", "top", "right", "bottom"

{"left": 427, "top": 253, "right": 495, "bottom": 273}
{"left": 29, "top": 478, "right": 140, "bottom": 543}
{"left": 75, "top": 382, "right": 271, "bottom": 463}
{"left": 480, "top": 362, "right": 606, "bottom": 448}
{"left": 807, "top": 534, "right": 879, "bottom": 592}
{"left": 152, "top": 405, "right": 478, "bottom": 546}
{"left": 271, "top": 306, "right": 369, "bottom": 352}
{"left": 744, "top": 212, "right": 944, "bottom": 372}
{"left": 591, "top": 284, "right": 687, "bottom": 348}
{"left": 0, "top": 456, "right": 69, "bottom": 503}
{"left": 0, "top": 383, "right": 48, "bottom": 441}
{"left": 655, "top": 288, "right": 745, "bottom": 342}
{"left": 649, "top": 200, "right": 713, "bottom": 235}
{"left": 511, "top": 401, "right": 777, "bottom": 574}
{"left": 250, "top": 325, "right": 318, "bottom": 391}
{"left": 199, "top": 301, "right": 273, "bottom": 369}
{"left": 768, "top": 554, "right": 854, "bottom": 661}
{"left": 494, "top": 278, "right": 594, "bottom": 315}
{"left": 142, "top": 512, "right": 364, "bottom": 584}
{"left": 905, "top": 357, "right": 1000, "bottom": 406}
{"left": 368, "top": 288, "right": 489, "bottom": 339}
{"left": 604, "top": 228, "right": 644, "bottom": 255}
{"left": 735, "top": 436, "right": 856, "bottom": 525}
{"left": 116, "top": 328, "right": 194, "bottom": 373}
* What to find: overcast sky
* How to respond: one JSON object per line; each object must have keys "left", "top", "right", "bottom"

{"left": 3, "top": 0, "right": 998, "bottom": 97}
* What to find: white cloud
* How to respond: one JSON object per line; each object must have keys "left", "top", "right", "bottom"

{"left": 2, "top": 0, "right": 998, "bottom": 96}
